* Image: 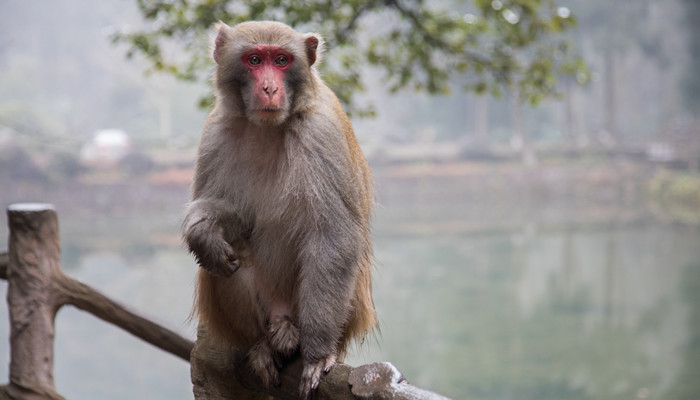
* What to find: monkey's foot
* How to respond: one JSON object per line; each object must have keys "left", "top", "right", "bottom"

{"left": 299, "top": 354, "right": 337, "bottom": 400}
{"left": 268, "top": 316, "right": 299, "bottom": 356}
{"left": 247, "top": 340, "right": 280, "bottom": 387}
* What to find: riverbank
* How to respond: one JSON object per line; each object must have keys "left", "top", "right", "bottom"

{"left": 1, "top": 159, "right": 698, "bottom": 229}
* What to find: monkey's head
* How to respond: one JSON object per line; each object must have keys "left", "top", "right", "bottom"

{"left": 213, "top": 21, "right": 322, "bottom": 126}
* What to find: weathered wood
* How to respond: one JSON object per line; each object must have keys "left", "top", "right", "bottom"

{"left": 1, "top": 203, "right": 194, "bottom": 399}
{"left": 349, "top": 362, "right": 451, "bottom": 400}
{"left": 191, "top": 325, "right": 269, "bottom": 400}
{"left": 192, "top": 324, "right": 452, "bottom": 399}
{"left": 191, "top": 324, "right": 357, "bottom": 400}
{"left": 5, "top": 203, "right": 64, "bottom": 400}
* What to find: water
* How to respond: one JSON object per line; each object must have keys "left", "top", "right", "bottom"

{"left": 363, "top": 222, "right": 700, "bottom": 400}
{"left": 0, "top": 170, "right": 699, "bottom": 399}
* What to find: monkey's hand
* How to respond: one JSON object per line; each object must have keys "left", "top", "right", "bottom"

{"left": 197, "top": 236, "right": 241, "bottom": 278}
{"left": 184, "top": 220, "right": 240, "bottom": 278}
{"left": 299, "top": 354, "right": 337, "bottom": 400}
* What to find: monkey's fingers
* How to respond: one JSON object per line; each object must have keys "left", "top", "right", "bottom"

{"left": 200, "top": 255, "right": 239, "bottom": 278}
{"left": 226, "top": 253, "right": 241, "bottom": 270}
{"left": 197, "top": 238, "right": 241, "bottom": 277}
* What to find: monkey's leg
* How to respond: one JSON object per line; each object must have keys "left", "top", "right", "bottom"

{"left": 296, "top": 234, "right": 359, "bottom": 399}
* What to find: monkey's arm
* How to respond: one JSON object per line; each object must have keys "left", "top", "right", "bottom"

{"left": 183, "top": 198, "right": 248, "bottom": 277}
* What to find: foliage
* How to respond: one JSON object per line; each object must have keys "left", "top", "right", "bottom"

{"left": 648, "top": 170, "right": 700, "bottom": 224}
{"left": 115, "top": 0, "right": 587, "bottom": 115}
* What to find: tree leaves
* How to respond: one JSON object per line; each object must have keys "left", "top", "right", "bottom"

{"left": 113, "top": 0, "right": 586, "bottom": 113}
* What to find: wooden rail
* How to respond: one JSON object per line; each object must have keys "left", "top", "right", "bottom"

{"left": 0, "top": 203, "right": 450, "bottom": 399}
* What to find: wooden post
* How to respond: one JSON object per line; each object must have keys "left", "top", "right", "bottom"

{"left": 6, "top": 203, "right": 64, "bottom": 400}
{"left": 1, "top": 203, "right": 194, "bottom": 399}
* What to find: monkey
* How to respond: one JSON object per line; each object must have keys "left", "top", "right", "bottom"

{"left": 182, "top": 21, "right": 377, "bottom": 399}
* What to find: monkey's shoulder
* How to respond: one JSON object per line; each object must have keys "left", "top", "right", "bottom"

{"left": 292, "top": 89, "right": 353, "bottom": 141}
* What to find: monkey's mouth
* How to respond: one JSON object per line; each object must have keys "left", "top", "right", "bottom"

{"left": 256, "top": 107, "right": 283, "bottom": 118}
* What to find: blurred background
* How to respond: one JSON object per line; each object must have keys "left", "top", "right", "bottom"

{"left": 1, "top": 0, "right": 699, "bottom": 399}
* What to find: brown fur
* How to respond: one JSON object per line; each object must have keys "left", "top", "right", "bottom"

{"left": 182, "top": 21, "right": 376, "bottom": 398}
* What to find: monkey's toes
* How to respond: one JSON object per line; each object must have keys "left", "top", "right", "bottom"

{"left": 268, "top": 316, "right": 299, "bottom": 356}
{"left": 300, "top": 355, "right": 335, "bottom": 400}
{"left": 323, "top": 353, "right": 337, "bottom": 373}
{"left": 300, "top": 360, "right": 323, "bottom": 400}
{"left": 248, "top": 341, "right": 280, "bottom": 387}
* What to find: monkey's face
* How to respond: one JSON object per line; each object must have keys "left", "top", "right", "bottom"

{"left": 240, "top": 45, "right": 293, "bottom": 126}
{"left": 213, "top": 22, "right": 321, "bottom": 127}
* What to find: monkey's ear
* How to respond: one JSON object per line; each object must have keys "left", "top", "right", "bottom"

{"left": 213, "top": 22, "right": 230, "bottom": 65}
{"left": 304, "top": 34, "right": 323, "bottom": 67}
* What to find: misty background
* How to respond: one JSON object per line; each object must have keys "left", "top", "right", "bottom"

{"left": 1, "top": 0, "right": 700, "bottom": 399}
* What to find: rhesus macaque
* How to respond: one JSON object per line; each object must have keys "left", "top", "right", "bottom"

{"left": 182, "top": 21, "right": 376, "bottom": 399}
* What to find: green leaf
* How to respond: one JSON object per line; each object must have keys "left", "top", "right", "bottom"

{"left": 116, "top": 0, "right": 586, "bottom": 114}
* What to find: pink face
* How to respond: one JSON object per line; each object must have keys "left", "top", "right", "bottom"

{"left": 242, "top": 45, "right": 294, "bottom": 120}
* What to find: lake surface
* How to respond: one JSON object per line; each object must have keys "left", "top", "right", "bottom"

{"left": 0, "top": 166, "right": 699, "bottom": 399}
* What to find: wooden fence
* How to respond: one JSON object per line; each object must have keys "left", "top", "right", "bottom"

{"left": 0, "top": 203, "right": 449, "bottom": 400}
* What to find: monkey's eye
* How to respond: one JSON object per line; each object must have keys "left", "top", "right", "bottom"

{"left": 274, "top": 55, "right": 288, "bottom": 66}
{"left": 248, "top": 55, "right": 262, "bottom": 66}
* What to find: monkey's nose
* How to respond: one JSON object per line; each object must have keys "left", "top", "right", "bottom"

{"left": 263, "top": 83, "right": 279, "bottom": 97}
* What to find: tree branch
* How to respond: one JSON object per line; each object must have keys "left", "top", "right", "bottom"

{"left": 54, "top": 274, "right": 194, "bottom": 362}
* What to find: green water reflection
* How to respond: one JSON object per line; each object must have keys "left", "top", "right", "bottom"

{"left": 355, "top": 220, "right": 700, "bottom": 400}
{"left": 0, "top": 197, "right": 699, "bottom": 399}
